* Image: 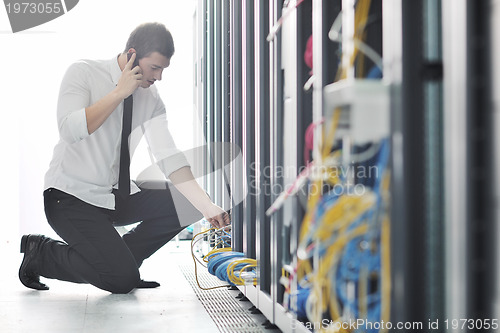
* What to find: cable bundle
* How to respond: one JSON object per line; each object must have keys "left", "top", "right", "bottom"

{"left": 207, "top": 252, "right": 244, "bottom": 275}
{"left": 191, "top": 225, "right": 257, "bottom": 290}
{"left": 278, "top": 1, "right": 391, "bottom": 326}
{"left": 273, "top": 1, "right": 393, "bottom": 330}
{"left": 206, "top": 252, "right": 257, "bottom": 286}
{"left": 290, "top": 139, "right": 390, "bottom": 332}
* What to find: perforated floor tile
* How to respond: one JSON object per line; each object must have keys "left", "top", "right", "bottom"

{"left": 179, "top": 264, "right": 273, "bottom": 333}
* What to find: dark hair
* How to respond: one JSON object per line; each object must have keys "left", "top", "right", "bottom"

{"left": 124, "top": 22, "right": 175, "bottom": 60}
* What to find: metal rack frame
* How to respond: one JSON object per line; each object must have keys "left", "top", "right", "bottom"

{"left": 190, "top": 0, "right": 499, "bottom": 330}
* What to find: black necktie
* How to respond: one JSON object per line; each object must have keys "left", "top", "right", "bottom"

{"left": 118, "top": 94, "right": 133, "bottom": 199}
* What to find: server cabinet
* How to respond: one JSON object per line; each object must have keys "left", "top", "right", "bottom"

{"left": 193, "top": 0, "right": 500, "bottom": 331}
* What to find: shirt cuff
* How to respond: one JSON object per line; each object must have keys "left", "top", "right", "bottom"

{"left": 157, "top": 152, "right": 191, "bottom": 177}
{"left": 60, "top": 107, "right": 89, "bottom": 143}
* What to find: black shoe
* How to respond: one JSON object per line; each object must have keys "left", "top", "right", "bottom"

{"left": 19, "top": 234, "right": 49, "bottom": 291}
{"left": 136, "top": 279, "right": 160, "bottom": 289}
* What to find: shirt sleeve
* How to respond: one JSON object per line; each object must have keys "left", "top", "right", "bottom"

{"left": 143, "top": 96, "right": 190, "bottom": 177}
{"left": 57, "top": 62, "right": 90, "bottom": 143}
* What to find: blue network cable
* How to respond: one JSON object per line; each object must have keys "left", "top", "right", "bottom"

{"left": 206, "top": 251, "right": 257, "bottom": 285}
{"left": 294, "top": 138, "right": 390, "bottom": 330}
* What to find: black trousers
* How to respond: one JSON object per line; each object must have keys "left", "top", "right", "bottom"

{"left": 41, "top": 181, "right": 202, "bottom": 294}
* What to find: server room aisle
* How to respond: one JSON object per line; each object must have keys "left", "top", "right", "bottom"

{"left": 0, "top": 238, "right": 268, "bottom": 333}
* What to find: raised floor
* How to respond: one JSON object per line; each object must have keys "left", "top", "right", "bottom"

{"left": 0, "top": 237, "right": 276, "bottom": 333}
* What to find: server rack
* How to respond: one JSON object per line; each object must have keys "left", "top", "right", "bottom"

{"left": 388, "top": 0, "right": 445, "bottom": 325}
{"left": 229, "top": 0, "right": 244, "bottom": 252}
{"left": 242, "top": 0, "right": 257, "bottom": 261}
{"left": 192, "top": 0, "right": 498, "bottom": 331}
{"left": 442, "top": 0, "right": 496, "bottom": 325}
{"left": 493, "top": 0, "right": 500, "bottom": 322}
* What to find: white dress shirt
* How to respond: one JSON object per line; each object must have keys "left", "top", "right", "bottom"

{"left": 44, "top": 56, "right": 189, "bottom": 209}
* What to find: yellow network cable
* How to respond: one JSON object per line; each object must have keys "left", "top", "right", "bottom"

{"left": 336, "top": 0, "right": 373, "bottom": 81}
{"left": 322, "top": 107, "right": 342, "bottom": 158}
{"left": 203, "top": 246, "right": 233, "bottom": 263}
{"left": 227, "top": 259, "right": 257, "bottom": 285}
{"left": 379, "top": 215, "right": 391, "bottom": 333}
{"left": 295, "top": 108, "right": 342, "bottom": 324}
{"left": 239, "top": 264, "right": 257, "bottom": 285}
{"left": 323, "top": 224, "right": 369, "bottom": 320}
{"left": 295, "top": 1, "right": 391, "bottom": 328}
{"left": 297, "top": 258, "right": 313, "bottom": 282}
{"left": 354, "top": 0, "right": 371, "bottom": 75}
{"left": 324, "top": 150, "right": 343, "bottom": 186}
{"left": 191, "top": 225, "right": 259, "bottom": 289}
{"left": 298, "top": 107, "right": 342, "bottom": 246}
{"left": 314, "top": 193, "right": 375, "bottom": 243}
{"left": 296, "top": 192, "right": 375, "bottom": 261}
{"left": 191, "top": 227, "right": 231, "bottom": 290}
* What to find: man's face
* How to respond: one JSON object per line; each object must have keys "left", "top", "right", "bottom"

{"left": 138, "top": 52, "right": 170, "bottom": 88}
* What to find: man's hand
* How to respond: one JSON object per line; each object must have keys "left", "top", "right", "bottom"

{"left": 203, "top": 203, "right": 231, "bottom": 229}
{"left": 116, "top": 53, "right": 142, "bottom": 99}
{"left": 84, "top": 53, "right": 144, "bottom": 135}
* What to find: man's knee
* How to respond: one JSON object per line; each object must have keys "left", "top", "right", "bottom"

{"left": 104, "top": 269, "right": 140, "bottom": 294}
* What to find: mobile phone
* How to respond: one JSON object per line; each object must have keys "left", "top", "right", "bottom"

{"left": 127, "top": 52, "right": 139, "bottom": 68}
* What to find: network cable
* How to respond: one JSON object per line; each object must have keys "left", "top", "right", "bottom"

{"left": 191, "top": 224, "right": 257, "bottom": 289}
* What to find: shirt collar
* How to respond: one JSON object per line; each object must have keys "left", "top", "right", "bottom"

{"left": 109, "top": 54, "right": 122, "bottom": 85}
